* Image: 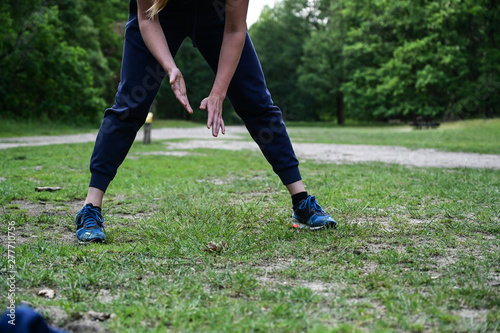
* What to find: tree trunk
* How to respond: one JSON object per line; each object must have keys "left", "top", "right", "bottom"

{"left": 336, "top": 92, "right": 345, "bottom": 125}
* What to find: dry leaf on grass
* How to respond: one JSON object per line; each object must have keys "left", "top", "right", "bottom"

{"left": 35, "top": 187, "right": 62, "bottom": 192}
{"left": 38, "top": 288, "right": 56, "bottom": 299}
{"left": 203, "top": 241, "right": 228, "bottom": 253}
{"left": 86, "top": 311, "right": 113, "bottom": 322}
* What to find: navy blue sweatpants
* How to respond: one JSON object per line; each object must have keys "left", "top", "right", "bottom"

{"left": 89, "top": 0, "right": 301, "bottom": 192}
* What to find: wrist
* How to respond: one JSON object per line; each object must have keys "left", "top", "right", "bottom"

{"left": 210, "top": 87, "right": 227, "bottom": 100}
{"left": 162, "top": 63, "right": 177, "bottom": 77}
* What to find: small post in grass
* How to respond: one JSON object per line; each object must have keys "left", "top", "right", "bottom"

{"left": 143, "top": 112, "right": 153, "bottom": 145}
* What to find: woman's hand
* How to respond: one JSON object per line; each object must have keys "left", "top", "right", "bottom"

{"left": 201, "top": 0, "right": 248, "bottom": 137}
{"left": 169, "top": 68, "right": 193, "bottom": 114}
{"left": 200, "top": 93, "right": 225, "bottom": 137}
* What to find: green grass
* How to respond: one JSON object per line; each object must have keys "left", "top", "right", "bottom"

{"left": 0, "top": 119, "right": 98, "bottom": 138}
{"left": 0, "top": 121, "right": 499, "bottom": 332}
{"left": 0, "top": 119, "right": 200, "bottom": 138}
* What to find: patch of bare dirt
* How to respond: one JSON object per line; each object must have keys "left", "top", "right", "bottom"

{"left": 164, "top": 138, "right": 500, "bottom": 170}
{"left": 97, "top": 289, "right": 120, "bottom": 303}
{"left": 229, "top": 189, "right": 278, "bottom": 205}
{"left": 452, "top": 309, "right": 489, "bottom": 322}
{"left": 134, "top": 151, "right": 207, "bottom": 157}
{"left": 104, "top": 207, "right": 152, "bottom": 222}
{"left": 360, "top": 262, "right": 379, "bottom": 275}
{"left": 1, "top": 200, "right": 82, "bottom": 245}
{"left": 363, "top": 242, "right": 407, "bottom": 254}
{"left": 197, "top": 177, "right": 240, "bottom": 185}
{"left": 0, "top": 126, "right": 247, "bottom": 150}
{"left": 350, "top": 217, "right": 396, "bottom": 232}
{"left": 35, "top": 305, "right": 114, "bottom": 333}
{"left": 488, "top": 272, "right": 500, "bottom": 286}
{"left": 39, "top": 306, "right": 69, "bottom": 327}
{"left": 344, "top": 297, "right": 386, "bottom": 314}
{"left": 261, "top": 277, "right": 344, "bottom": 298}
{"left": 108, "top": 212, "right": 151, "bottom": 222}
{"left": 64, "top": 319, "right": 104, "bottom": 333}
{"left": 253, "top": 257, "right": 296, "bottom": 272}
{"left": 7, "top": 199, "right": 83, "bottom": 216}
{"left": 0, "top": 199, "right": 163, "bottom": 245}
{"left": 251, "top": 258, "right": 343, "bottom": 296}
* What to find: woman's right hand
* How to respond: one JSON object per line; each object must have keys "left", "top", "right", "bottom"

{"left": 169, "top": 68, "right": 193, "bottom": 114}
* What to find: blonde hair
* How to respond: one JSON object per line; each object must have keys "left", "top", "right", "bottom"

{"left": 147, "top": 0, "right": 169, "bottom": 19}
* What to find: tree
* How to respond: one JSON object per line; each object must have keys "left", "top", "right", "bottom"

{"left": 298, "top": 0, "right": 499, "bottom": 122}
{"left": 298, "top": 0, "right": 348, "bottom": 124}
{"left": 0, "top": 3, "right": 104, "bottom": 122}
{"left": 0, "top": 0, "right": 128, "bottom": 122}
{"left": 249, "top": 0, "right": 317, "bottom": 121}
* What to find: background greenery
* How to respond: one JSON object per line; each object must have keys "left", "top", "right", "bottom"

{"left": 1, "top": 0, "right": 498, "bottom": 124}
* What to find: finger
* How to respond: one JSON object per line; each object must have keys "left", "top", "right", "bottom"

{"left": 200, "top": 98, "right": 208, "bottom": 110}
{"left": 174, "top": 90, "right": 193, "bottom": 114}
{"left": 169, "top": 70, "right": 193, "bottom": 114}
{"left": 185, "top": 100, "right": 193, "bottom": 114}
{"left": 221, "top": 118, "right": 225, "bottom": 135}
{"left": 213, "top": 116, "right": 219, "bottom": 137}
{"left": 207, "top": 109, "right": 213, "bottom": 129}
{"left": 181, "top": 92, "right": 193, "bottom": 114}
{"left": 173, "top": 90, "right": 185, "bottom": 105}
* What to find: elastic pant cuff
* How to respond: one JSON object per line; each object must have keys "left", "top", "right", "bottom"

{"left": 279, "top": 167, "right": 302, "bottom": 186}
{"left": 89, "top": 173, "right": 113, "bottom": 193}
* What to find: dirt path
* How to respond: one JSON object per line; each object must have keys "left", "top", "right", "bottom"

{"left": 0, "top": 126, "right": 246, "bottom": 149}
{"left": 1, "top": 126, "right": 499, "bottom": 169}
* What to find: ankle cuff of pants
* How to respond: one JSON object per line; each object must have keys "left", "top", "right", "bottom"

{"left": 89, "top": 173, "right": 113, "bottom": 193}
{"left": 279, "top": 167, "right": 302, "bottom": 186}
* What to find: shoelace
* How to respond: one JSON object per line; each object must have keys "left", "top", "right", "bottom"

{"left": 305, "top": 196, "right": 327, "bottom": 215}
{"left": 83, "top": 207, "right": 104, "bottom": 229}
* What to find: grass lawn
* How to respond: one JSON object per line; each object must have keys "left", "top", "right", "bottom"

{"left": 0, "top": 119, "right": 199, "bottom": 138}
{"left": 0, "top": 121, "right": 499, "bottom": 332}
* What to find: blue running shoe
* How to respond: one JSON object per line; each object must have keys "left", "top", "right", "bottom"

{"left": 75, "top": 203, "right": 106, "bottom": 242}
{"left": 292, "top": 196, "right": 337, "bottom": 230}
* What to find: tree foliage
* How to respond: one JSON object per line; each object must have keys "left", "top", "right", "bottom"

{"left": 0, "top": 0, "right": 127, "bottom": 123}
{"left": 1, "top": 0, "right": 498, "bottom": 124}
{"left": 252, "top": 0, "right": 499, "bottom": 122}
{"left": 250, "top": 0, "right": 319, "bottom": 121}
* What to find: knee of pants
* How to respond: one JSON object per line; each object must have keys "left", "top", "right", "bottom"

{"left": 108, "top": 92, "right": 153, "bottom": 125}
{"left": 228, "top": 86, "right": 280, "bottom": 118}
{"left": 109, "top": 60, "right": 165, "bottom": 124}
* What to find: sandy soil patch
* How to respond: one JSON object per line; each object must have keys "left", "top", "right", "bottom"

{"left": 164, "top": 139, "right": 500, "bottom": 170}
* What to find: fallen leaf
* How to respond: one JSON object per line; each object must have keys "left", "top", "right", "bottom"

{"left": 35, "top": 187, "right": 62, "bottom": 192}
{"left": 86, "top": 311, "right": 112, "bottom": 322}
{"left": 38, "top": 288, "right": 56, "bottom": 299}
{"left": 203, "top": 241, "right": 228, "bottom": 253}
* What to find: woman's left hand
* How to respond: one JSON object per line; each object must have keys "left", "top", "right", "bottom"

{"left": 200, "top": 93, "right": 226, "bottom": 137}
